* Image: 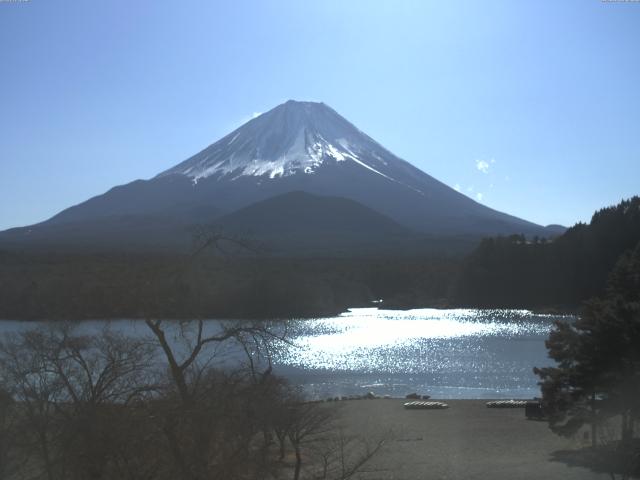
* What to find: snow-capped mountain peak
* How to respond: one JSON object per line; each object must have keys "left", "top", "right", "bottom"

{"left": 157, "top": 100, "right": 397, "bottom": 183}
{"left": 6, "top": 99, "right": 548, "bottom": 247}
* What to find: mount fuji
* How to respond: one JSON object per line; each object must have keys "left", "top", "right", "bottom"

{"left": 0, "top": 100, "right": 561, "bottom": 253}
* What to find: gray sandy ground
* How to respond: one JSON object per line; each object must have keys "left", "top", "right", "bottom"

{"left": 335, "top": 399, "right": 606, "bottom": 480}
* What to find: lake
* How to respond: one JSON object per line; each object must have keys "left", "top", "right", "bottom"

{"left": 0, "top": 308, "right": 568, "bottom": 399}
{"left": 274, "top": 308, "right": 567, "bottom": 399}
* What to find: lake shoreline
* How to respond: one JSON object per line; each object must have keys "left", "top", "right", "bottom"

{"left": 0, "top": 304, "right": 579, "bottom": 322}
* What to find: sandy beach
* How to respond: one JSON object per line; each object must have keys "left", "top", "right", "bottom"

{"left": 334, "top": 399, "right": 605, "bottom": 480}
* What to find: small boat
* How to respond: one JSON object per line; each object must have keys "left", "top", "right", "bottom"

{"left": 403, "top": 401, "right": 449, "bottom": 410}
{"left": 485, "top": 400, "right": 527, "bottom": 408}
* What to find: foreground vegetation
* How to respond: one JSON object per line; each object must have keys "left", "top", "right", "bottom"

{"left": 535, "top": 243, "right": 640, "bottom": 479}
{"left": 0, "top": 320, "right": 386, "bottom": 480}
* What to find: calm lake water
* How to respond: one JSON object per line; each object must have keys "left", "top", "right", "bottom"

{"left": 0, "top": 308, "right": 568, "bottom": 399}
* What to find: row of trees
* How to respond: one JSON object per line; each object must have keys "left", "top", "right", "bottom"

{"left": 0, "top": 319, "right": 386, "bottom": 480}
{"left": 0, "top": 248, "right": 460, "bottom": 320}
{"left": 535, "top": 242, "right": 640, "bottom": 478}
{"left": 454, "top": 196, "right": 640, "bottom": 309}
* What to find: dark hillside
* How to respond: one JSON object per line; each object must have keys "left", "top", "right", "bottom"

{"left": 453, "top": 197, "right": 640, "bottom": 309}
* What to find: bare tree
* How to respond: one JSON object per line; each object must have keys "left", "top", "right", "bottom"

{"left": 311, "top": 429, "right": 387, "bottom": 480}
{"left": 141, "top": 314, "right": 290, "bottom": 480}
{"left": 287, "top": 402, "right": 336, "bottom": 480}
{"left": 0, "top": 328, "right": 67, "bottom": 480}
{"left": 144, "top": 317, "right": 286, "bottom": 405}
{"left": 137, "top": 230, "right": 292, "bottom": 479}
{"left": 0, "top": 386, "right": 17, "bottom": 480}
{"left": 0, "top": 324, "right": 156, "bottom": 480}
{"left": 274, "top": 396, "right": 388, "bottom": 480}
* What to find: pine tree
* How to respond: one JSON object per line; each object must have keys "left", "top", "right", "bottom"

{"left": 534, "top": 242, "right": 640, "bottom": 447}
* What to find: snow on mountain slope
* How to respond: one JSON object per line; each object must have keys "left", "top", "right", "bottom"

{"left": 158, "top": 100, "right": 402, "bottom": 185}
{"left": 152, "top": 100, "right": 543, "bottom": 235}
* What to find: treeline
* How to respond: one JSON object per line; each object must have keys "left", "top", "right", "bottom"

{"left": 453, "top": 196, "right": 640, "bottom": 309}
{"left": 0, "top": 250, "right": 460, "bottom": 320}
{"left": 2, "top": 197, "right": 639, "bottom": 319}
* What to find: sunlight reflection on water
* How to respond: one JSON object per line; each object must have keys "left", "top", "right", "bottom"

{"left": 0, "top": 308, "right": 570, "bottom": 399}
{"left": 274, "top": 308, "right": 568, "bottom": 399}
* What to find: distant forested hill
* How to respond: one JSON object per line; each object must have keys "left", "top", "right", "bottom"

{"left": 2, "top": 197, "right": 638, "bottom": 320}
{"left": 0, "top": 252, "right": 459, "bottom": 320}
{"left": 452, "top": 197, "right": 640, "bottom": 309}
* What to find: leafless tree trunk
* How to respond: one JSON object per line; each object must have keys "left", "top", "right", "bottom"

{"left": 0, "top": 324, "right": 156, "bottom": 480}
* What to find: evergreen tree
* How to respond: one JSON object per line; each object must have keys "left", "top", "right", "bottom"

{"left": 534, "top": 242, "right": 640, "bottom": 446}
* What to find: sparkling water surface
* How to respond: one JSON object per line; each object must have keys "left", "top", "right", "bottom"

{"left": 0, "top": 308, "right": 569, "bottom": 399}
{"left": 272, "top": 308, "right": 567, "bottom": 400}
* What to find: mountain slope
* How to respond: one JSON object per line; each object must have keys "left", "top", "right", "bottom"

{"left": 0, "top": 100, "right": 557, "bottom": 253}
{"left": 216, "top": 191, "right": 410, "bottom": 235}
{"left": 213, "top": 191, "right": 424, "bottom": 255}
{"left": 155, "top": 100, "right": 544, "bottom": 236}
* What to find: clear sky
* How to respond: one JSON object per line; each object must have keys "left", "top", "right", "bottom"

{"left": 1, "top": 0, "right": 639, "bottom": 230}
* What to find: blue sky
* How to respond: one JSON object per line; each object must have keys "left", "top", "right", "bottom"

{"left": 1, "top": 0, "right": 639, "bottom": 230}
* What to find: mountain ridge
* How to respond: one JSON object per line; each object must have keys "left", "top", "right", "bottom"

{"left": 0, "top": 100, "right": 563, "bottom": 253}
